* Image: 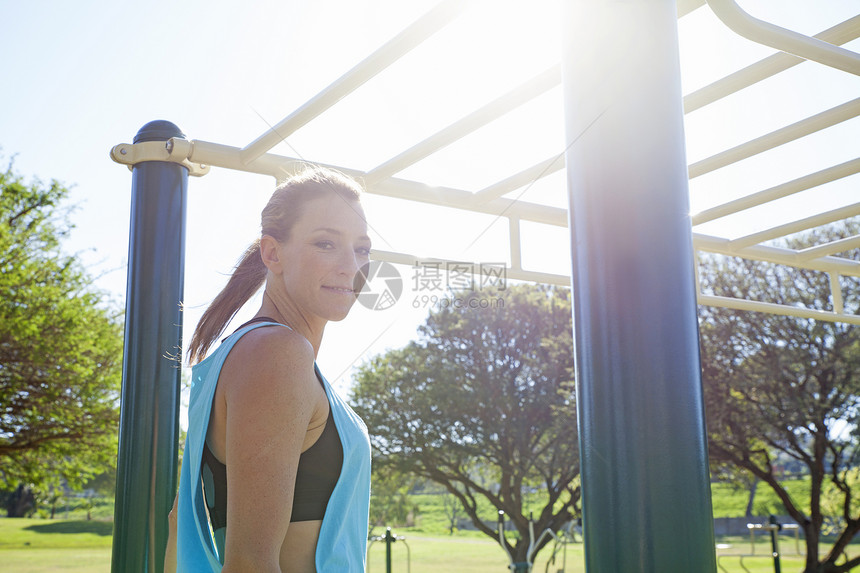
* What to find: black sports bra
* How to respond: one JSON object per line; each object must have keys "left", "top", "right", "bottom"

{"left": 201, "top": 317, "right": 344, "bottom": 536}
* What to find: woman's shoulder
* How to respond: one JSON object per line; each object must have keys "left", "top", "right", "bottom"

{"left": 234, "top": 322, "right": 312, "bottom": 356}
{"left": 221, "top": 325, "right": 316, "bottom": 396}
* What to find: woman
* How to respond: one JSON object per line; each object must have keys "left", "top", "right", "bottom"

{"left": 166, "top": 167, "right": 372, "bottom": 572}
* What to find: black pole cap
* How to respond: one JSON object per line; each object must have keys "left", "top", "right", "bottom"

{"left": 134, "top": 120, "right": 185, "bottom": 144}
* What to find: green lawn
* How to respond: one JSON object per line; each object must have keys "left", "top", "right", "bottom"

{"left": 0, "top": 518, "right": 113, "bottom": 549}
{"left": 1, "top": 480, "right": 855, "bottom": 573}
{"left": 367, "top": 534, "right": 584, "bottom": 573}
{"left": 2, "top": 518, "right": 852, "bottom": 573}
{"left": 392, "top": 479, "right": 812, "bottom": 536}
{"left": 0, "top": 518, "right": 112, "bottom": 573}
{"left": 1, "top": 548, "right": 112, "bottom": 573}
{"left": 710, "top": 478, "right": 813, "bottom": 518}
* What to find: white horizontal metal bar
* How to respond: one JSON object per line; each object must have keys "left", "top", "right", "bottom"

{"left": 797, "top": 235, "right": 860, "bottom": 262}
{"left": 684, "top": 15, "right": 860, "bottom": 113}
{"left": 369, "top": 176, "right": 569, "bottom": 226}
{"left": 688, "top": 98, "right": 860, "bottom": 178}
{"left": 471, "top": 155, "right": 565, "bottom": 206}
{"left": 376, "top": 245, "right": 860, "bottom": 323}
{"left": 706, "top": 0, "right": 860, "bottom": 76}
{"left": 377, "top": 248, "right": 860, "bottom": 323}
{"left": 239, "top": 0, "right": 471, "bottom": 165}
{"left": 364, "top": 65, "right": 561, "bottom": 185}
{"left": 691, "top": 157, "right": 860, "bottom": 225}
{"left": 694, "top": 233, "right": 860, "bottom": 276}
{"left": 239, "top": 0, "right": 700, "bottom": 170}
{"left": 181, "top": 138, "right": 571, "bottom": 227}
{"left": 371, "top": 249, "right": 571, "bottom": 287}
{"left": 186, "top": 140, "right": 295, "bottom": 177}
{"left": 729, "top": 202, "right": 860, "bottom": 250}
{"left": 168, "top": 138, "right": 860, "bottom": 282}
{"left": 697, "top": 294, "right": 860, "bottom": 325}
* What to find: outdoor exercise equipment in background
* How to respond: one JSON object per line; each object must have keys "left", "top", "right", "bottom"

{"left": 542, "top": 519, "right": 582, "bottom": 573}
{"left": 716, "top": 515, "right": 805, "bottom": 573}
{"left": 495, "top": 510, "right": 584, "bottom": 573}
{"left": 367, "top": 528, "right": 411, "bottom": 573}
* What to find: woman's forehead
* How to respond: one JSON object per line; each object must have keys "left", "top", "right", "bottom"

{"left": 298, "top": 196, "right": 368, "bottom": 237}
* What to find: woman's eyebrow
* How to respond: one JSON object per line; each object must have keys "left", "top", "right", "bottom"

{"left": 312, "top": 227, "right": 371, "bottom": 242}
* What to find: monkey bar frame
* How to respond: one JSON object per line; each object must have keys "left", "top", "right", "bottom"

{"left": 110, "top": 1, "right": 860, "bottom": 571}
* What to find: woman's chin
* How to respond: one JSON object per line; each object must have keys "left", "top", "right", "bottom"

{"left": 326, "top": 300, "right": 359, "bottom": 322}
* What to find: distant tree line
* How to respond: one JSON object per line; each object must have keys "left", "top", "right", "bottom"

{"left": 356, "top": 223, "right": 860, "bottom": 572}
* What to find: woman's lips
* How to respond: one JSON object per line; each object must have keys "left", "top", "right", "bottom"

{"left": 323, "top": 285, "right": 356, "bottom": 295}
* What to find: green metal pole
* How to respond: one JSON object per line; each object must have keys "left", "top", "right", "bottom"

{"left": 561, "top": 2, "right": 717, "bottom": 572}
{"left": 769, "top": 516, "right": 782, "bottom": 573}
{"left": 385, "top": 527, "right": 393, "bottom": 573}
{"left": 111, "top": 121, "right": 187, "bottom": 572}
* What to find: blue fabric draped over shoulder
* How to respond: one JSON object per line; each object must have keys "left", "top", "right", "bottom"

{"left": 176, "top": 321, "right": 372, "bottom": 572}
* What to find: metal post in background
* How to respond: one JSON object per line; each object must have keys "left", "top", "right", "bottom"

{"left": 111, "top": 120, "right": 187, "bottom": 573}
{"left": 768, "top": 515, "right": 783, "bottom": 573}
{"left": 386, "top": 527, "right": 393, "bottom": 573}
{"left": 561, "top": 1, "right": 717, "bottom": 571}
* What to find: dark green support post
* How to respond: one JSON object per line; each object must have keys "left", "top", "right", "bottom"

{"left": 561, "top": 2, "right": 716, "bottom": 572}
{"left": 385, "top": 527, "right": 393, "bottom": 573}
{"left": 111, "top": 121, "right": 187, "bottom": 572}
{"left": 769, "top": 515, "right": 782, "bottom": 573}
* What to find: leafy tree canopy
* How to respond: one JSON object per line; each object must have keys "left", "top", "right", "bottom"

{"left": 699, "top": 221, "right": 860, "bottom": 573}
{"left": 352, "top": 284, "right": 579, "bottom": 564}
{"left": 0, "top": 159, "right": 123, "bottom": 500}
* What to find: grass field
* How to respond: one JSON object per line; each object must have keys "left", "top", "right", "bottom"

{"left": 0, "top": 518, "right": 112, "bottom": 573}
{"left": 3, "top": 518, "right": 855, "bottom": 573}
{"left": 1, "top": 480, "right": 855, "bottom": 573}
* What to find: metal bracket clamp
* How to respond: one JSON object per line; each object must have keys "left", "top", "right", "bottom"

{"left": 110, "top": 139, "right": 210, "bottom": 177}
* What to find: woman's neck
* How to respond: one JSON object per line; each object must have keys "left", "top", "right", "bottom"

{"left": 257, "top": 290, "right": 324, "bottom": 357}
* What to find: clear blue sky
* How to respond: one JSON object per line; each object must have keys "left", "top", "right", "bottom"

{"left": 1, "top": 0, "right": 858, "bottom": 403}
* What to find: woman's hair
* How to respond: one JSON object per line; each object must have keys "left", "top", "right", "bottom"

{"left": 186, "top": 166, "right": 364, "bottom": 364}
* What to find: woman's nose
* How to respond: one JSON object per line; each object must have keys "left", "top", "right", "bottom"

{"left": 338, "top": 250, "right": 362, "bottom": 277}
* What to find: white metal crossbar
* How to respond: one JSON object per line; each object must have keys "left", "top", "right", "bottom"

{"left": 111, "top": 0, "right": 860, "bottom": 324}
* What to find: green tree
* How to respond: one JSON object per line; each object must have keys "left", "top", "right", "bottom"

{"left": 698, "top": 222, "right": 860, "bottom": 573}
{"left": 368, "top": 465, "right": 419, "bottom": 533}
{"left": 352, "top": 284, "right": 580, "bottom": 566}
{"left": 441, "top": 487, "right": 462, "bottom": 535}
{"left": 0, "top": 160, "right": 123, "bottom": 510}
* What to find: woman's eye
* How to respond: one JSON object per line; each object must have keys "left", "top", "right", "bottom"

{"left": 316, "top": 241, "right": 335, "bottom": 249}
{"left": 356, "top": 247, "right": 371, "bottom": 257}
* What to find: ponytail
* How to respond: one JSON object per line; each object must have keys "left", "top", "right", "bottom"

{"left": 186, "top": 240, "right": 267, "bottom": 365}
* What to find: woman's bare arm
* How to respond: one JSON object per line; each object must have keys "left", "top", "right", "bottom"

{"left": 218, "top": 328, "right": 319, "bottom": 573}
{"left": 163, "top": 493, "right": 178, "bottom": 573}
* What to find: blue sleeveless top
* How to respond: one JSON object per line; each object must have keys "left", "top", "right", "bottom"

{"left": 176, "top": 321, "right": 372, "bottom": 571}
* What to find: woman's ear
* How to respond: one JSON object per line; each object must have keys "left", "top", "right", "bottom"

{"left": 259, "top": 235, "right": 284, "bottom": 274}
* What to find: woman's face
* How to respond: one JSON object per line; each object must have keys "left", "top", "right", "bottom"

{"left": 275, "top": 193, "right": 371, "bottom": 322}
